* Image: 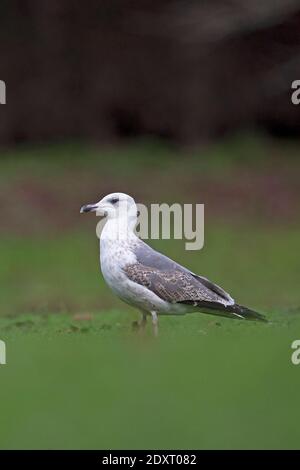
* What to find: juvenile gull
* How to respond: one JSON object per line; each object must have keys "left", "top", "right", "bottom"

{"left": 80, "top": 192, "right": 266, "bottom": 335}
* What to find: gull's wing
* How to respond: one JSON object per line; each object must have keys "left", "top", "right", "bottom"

{"left": 124, "top": 240, "right": 267, "bottom": 321}
{"left": 126, "top": 240, "right": 234, "bottom": 306}
{"left": 125, "top": 262, "right": 231, "bottom": 305}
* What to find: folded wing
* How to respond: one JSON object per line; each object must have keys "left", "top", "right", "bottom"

{"left": 124, "top": 240, "right": 266, "bottom": 321}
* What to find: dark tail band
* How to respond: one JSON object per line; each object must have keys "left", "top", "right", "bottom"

{"left": 230, "top": 303, "right": 268, "bottom": 322}
{"left": 179, "top": 300, "right": 268, "bottom": 322}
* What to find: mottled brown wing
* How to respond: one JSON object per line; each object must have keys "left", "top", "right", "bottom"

{"left": 133, "top": 239, "right": 233, "bottom": 304}
{"left": 124, "top": 263, "right": 226, "bottom": 304}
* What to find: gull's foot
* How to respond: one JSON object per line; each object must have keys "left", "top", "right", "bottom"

{"left": 150, "top": 311, "right": 159, "bottom": 338}
{"left": 132, "top": 312, "right": 148, "bottom": 333}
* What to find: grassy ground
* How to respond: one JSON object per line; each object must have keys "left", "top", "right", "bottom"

{"left": 0, "top": 312, "right": 300, "bottom": 449}
{"left": 0, "top": 136, "right": 300, "bottom": 449}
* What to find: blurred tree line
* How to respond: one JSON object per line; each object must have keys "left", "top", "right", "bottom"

{"left": 0, "top": 0, "right": 300, "bottom": 146}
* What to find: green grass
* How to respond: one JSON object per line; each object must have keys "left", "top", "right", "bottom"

{"left": 0, "top": 311, "right": 300, "bottom": 449}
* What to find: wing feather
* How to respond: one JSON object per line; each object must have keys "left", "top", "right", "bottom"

{"left": 124, "top": 241, "right": 266, "bottom": 322}
{"left": 124, "top": 263, "right": 232, "bottom": 306}
{"left": 129, "top": 240, "right": 234, "bottom": 306}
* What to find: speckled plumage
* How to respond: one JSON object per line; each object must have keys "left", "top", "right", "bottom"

{"left": 124, "top": 263, "right": 227, "bottom": 304}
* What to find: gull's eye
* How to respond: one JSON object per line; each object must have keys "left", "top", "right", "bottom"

{"left": 110, "top": 197, "right": 119, "bottom": 205}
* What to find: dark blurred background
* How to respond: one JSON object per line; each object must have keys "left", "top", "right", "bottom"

{"left": 1, "top": 0, "right": 300, "bottom": 145}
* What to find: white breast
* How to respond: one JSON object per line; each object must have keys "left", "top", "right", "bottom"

{"left": 100, "top": 235, "right": 134, "bottom": 292}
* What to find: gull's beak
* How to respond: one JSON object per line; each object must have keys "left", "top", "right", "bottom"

{"left": 80, "top": 203, "right": 98, "bottom": 214}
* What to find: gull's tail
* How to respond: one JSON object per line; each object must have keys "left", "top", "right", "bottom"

{"left": 180, "top": 300, "right": 268, "bottom": 322}
{"left": 228, "top": 303, "right": 268, "bottom": 322}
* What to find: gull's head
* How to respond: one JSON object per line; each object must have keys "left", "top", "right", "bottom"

{"left": 80, "top": 192, "right": 137, "bottom": 221}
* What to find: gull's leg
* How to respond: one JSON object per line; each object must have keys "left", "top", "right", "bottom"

{"left": 139, "top": 311, "right": 148, "bottom": 329}
{"left": 150, "top": 311, "right": 159, "bottom": 337}
{"left": 132, "top": 310, "right": 147, "bottom": 332}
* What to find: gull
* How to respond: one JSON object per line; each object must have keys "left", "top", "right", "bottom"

{"left": 80, "top": 192, "right": 267, "bottom": 335}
